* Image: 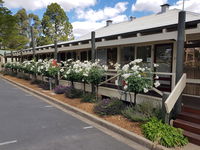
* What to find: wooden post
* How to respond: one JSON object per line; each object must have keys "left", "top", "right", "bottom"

{"left": 162, "top": 92, "right": 170, "bottom": 124}
{"left": 91, "top": 31, "right": 96, "bottom": 62}
{"left": 4, "top": 52, "right": 7, "bottom": 63}
{"left": 174, "top": 11, "right": 186, "bottom": 117}
{"left": 20, "top": 50, "right": 23, "bottom": 63}
{"left": 117, "top": 46, "right": 121, "bottom": 64}
{"left": 54, "top": 38, "right": 58, "bottom": 61}
{"left": 91, "top": 31, "right": 96, "bottom": 93}
{"left": 11, "top": 51, "right": 13, "bottom": 62}
{"left": 31, "top": 26, "right": 36, "bottom": 60}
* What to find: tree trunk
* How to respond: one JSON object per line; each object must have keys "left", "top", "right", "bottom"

{"left": 83, "top": 81, "right": 86, "bottom": 93}
{"left": 71, "top": 81, "right": 74, "bottom": 88}
{"left": 133, "top": 92, "right": 137, "bottom": 106}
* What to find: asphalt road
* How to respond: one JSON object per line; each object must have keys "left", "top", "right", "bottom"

{"left": 0, "top": 78, "right": 140, "bottom": 150}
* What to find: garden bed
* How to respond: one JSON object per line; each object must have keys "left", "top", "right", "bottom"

{"left": 3, "top": 75, "right": 142, "bottom": 136}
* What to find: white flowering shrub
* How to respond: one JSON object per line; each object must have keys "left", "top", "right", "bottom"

{"left": 87, "top": 60, "right": 108, "bottom": 85}
{"left": 21, "top": 60, "right": 37, "bottom": 74}
{"left": 115, "top": 59, "right": 160, "bottom": 105}
{"left": 62, "top": 59, "right": 108, "bottom": 87}
{"left": 4, "top": 59, "right": 108, "bottom": 91}
{"left": 62, "top": 60, "right": 84, "bottom": 84}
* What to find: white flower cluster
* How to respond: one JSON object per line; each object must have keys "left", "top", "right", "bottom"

{"left": 62, "top": 59, "right": 108, "bottom": 83}
{"left": 114, "top": 59, "right": 160, "bottom": 93}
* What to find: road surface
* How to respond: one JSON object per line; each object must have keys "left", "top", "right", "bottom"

{"left": 0, "top": 77, "right": 146, "bottom": 150}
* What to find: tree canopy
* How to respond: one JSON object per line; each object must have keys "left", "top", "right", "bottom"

{"left": 42, "top": 3, "right": 73, "bottom": 43}
{"left": 0, "top": 2, "right": 74, "bottom": 50}
{"left": 0, "top": 1, "right": 28, "bottom": 50}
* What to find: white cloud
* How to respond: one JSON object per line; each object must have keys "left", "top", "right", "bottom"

{"left": 111, "top": 15, "right": 128, "bottom": 23}
{"left": 72, "top": 2, "right": 129, "bottom": 38}
{"left": 76, "top": 2, "right": 128, "bottom": 21}
{"left": 132, "top": 0, "right": 167, "bottom": 13}
{"left": 72, "top": 14, "right": 128, "bottom": 38}
{"left": 72, "top": 21, "right": 104, "bottom": 37}
{"left": 170, "top": 0, "right": 200, "bottom": 13}
{"left": 4, "top": 0, "right": 96, "bottom": 11}
{"left": 132, "top": 0, "right": 200, "bottom": 14}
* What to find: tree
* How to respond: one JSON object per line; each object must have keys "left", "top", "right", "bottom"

{"left": 28, "top": 13, "right": 42, "bottom": 47}
{"left": 15, "top": 9, "right": 42, "bottom": 48}
{"left": 36, "top": 36, "right": 52, "bottom": 46}
{"left": 42, "top": 3, "right": 73, "bottom": 45}
{"left": 0, "top": 1, "right": 28, "bottom": 50}
{"left": 15, "top": 9, "right": 29, "bottom": 38}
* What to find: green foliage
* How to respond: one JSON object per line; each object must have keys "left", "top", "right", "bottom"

{"left": 36, "top": 36, "right": 52, "bottom": 46}
{"left": 81, "top": 93, "right": 96, "bottom": 103}
{"left": 87, "top": 66, "right": 104, "bottom": 85}
{"left": 47, "top": 66, "right": 59, "bottom": 78}
{"left": 126, "top": 75, "right": 151, "bottom": 94}
{"left": 64, "top": 70, "right": 83, "bottom": 83}
{"left": 15, "top": 9, "right": 29, "bottom": 36}
{"left": 142, "top": 118, "right": 188, "bottom": 147}
{"left": 0, "top": 2, "right": 27, "bottom": 50}
{"left": 64, "top": 87, "right": 83, "bottom": 99}
{"left": 30, "top": 79, "right": 42, "bottom": 85}
{"left": 22, "top": 74, "right": 31, "bottom": 80}
{"left": 122, "top": 101, "right": 162, "bottom": 122}
{"left": 122, "top": 106, "right": 149, "bottom": 122}
{"left": 28, "top": 13, "right": 41, "bottom": 45}
{"left": 39, "top": 81, "right": 50, "bottom": 90}
{"left": 42, "top": 3, "right": 73, "bottom": 43}
{"left": 15, "top": 8, "right": 42, "bottom": 48}
{"left": 94, "top": 98, "right": 125, "bottom": 116}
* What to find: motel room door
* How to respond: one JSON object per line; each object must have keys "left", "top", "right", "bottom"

{"left": 184, "top": 42, "right": 200, "bottom": 96}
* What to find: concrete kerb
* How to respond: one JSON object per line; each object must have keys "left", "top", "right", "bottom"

{"left": 1, "top": 75, "right": 167, "bottom": 150}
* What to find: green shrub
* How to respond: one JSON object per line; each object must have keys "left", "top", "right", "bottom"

{"left": 39, "top": 82, "right": 50, "bottom": 90}
{"left": 122, "top": 101, "right": 161, "bottom": 122}
{"left": 30, "top": 79, "right": 42, "bottom": 85}
{"left": 81, "top": 93, "right": 96, "bottom": 103}
{"left": 94, "top": 98, "right": 125, "bottom": 116}
{"left": 22, "top": 74, "right": 31, "bottom": 80}
{"left": 122, "top": 106, "right": 149, "bottom": 122}
{"left": 65, "top": 87, "right": 83, "bottom": 99}
{"left": 142, "top": 118, "right": 188, "bottom": 148}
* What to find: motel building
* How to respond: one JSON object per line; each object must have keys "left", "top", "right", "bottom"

{"left": 4, "top": 4, "right": 200, "bottom": 145}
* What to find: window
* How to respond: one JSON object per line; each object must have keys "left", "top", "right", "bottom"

{"left": 88, "top": 50, "right": 91, "bottom": 60}
{"left": 137, "top": 46, "right": 151, "bottom": 67}
{"left": 107, "top": 48, "right": 117, "bottom": 68}
{"left": 80, "top": 51, "right": 87, "bottom": 61}
{"left": 154, "top": 44, "right": 173, "bottom": 92}
{"left": 72, "top": 52, "right": 76, "bottom": 60}
{"left": 66, "top": 52, "right": 72, "bottom": 59}
{"left": 121, "top": 46, "right": 135, "bottom": 65}
{"left": 154, "top": 44, "right": 172, "bottom": 73}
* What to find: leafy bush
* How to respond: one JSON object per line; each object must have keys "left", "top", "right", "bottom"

{"left": 142, "top": 118, "right": 188, "bottom": 147}
{"left": 30, "top": 79, "right": 42, "bottom": 85}
{"left": 122, "top": 101, "right": 161, "bottom": 122}
{"left": 81, "top": 93, "right": 96, "bottom": 103}
{"left": 54, "top": 85, "right": 67, "bottom": 94}
{"left": 87, "top": 66, "right": 105, "bottom": 85}
{"left": 39, "top": 82, "right": 50, "bottom": 90}
{"left": 122, "top": 106, "right": 149, "bottom": 122}
{"left": 65, "top": 87, "right": 83, "bottom": 99}
{"left": 22, "top": 74, "right": 31, "bottom": 80}
{"left": 94, "top": 98, "right": 125, "bottom": 116}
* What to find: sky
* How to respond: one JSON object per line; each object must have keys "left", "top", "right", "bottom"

{"left": 3, "top": 0, "right": 200, "bottom": 38}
